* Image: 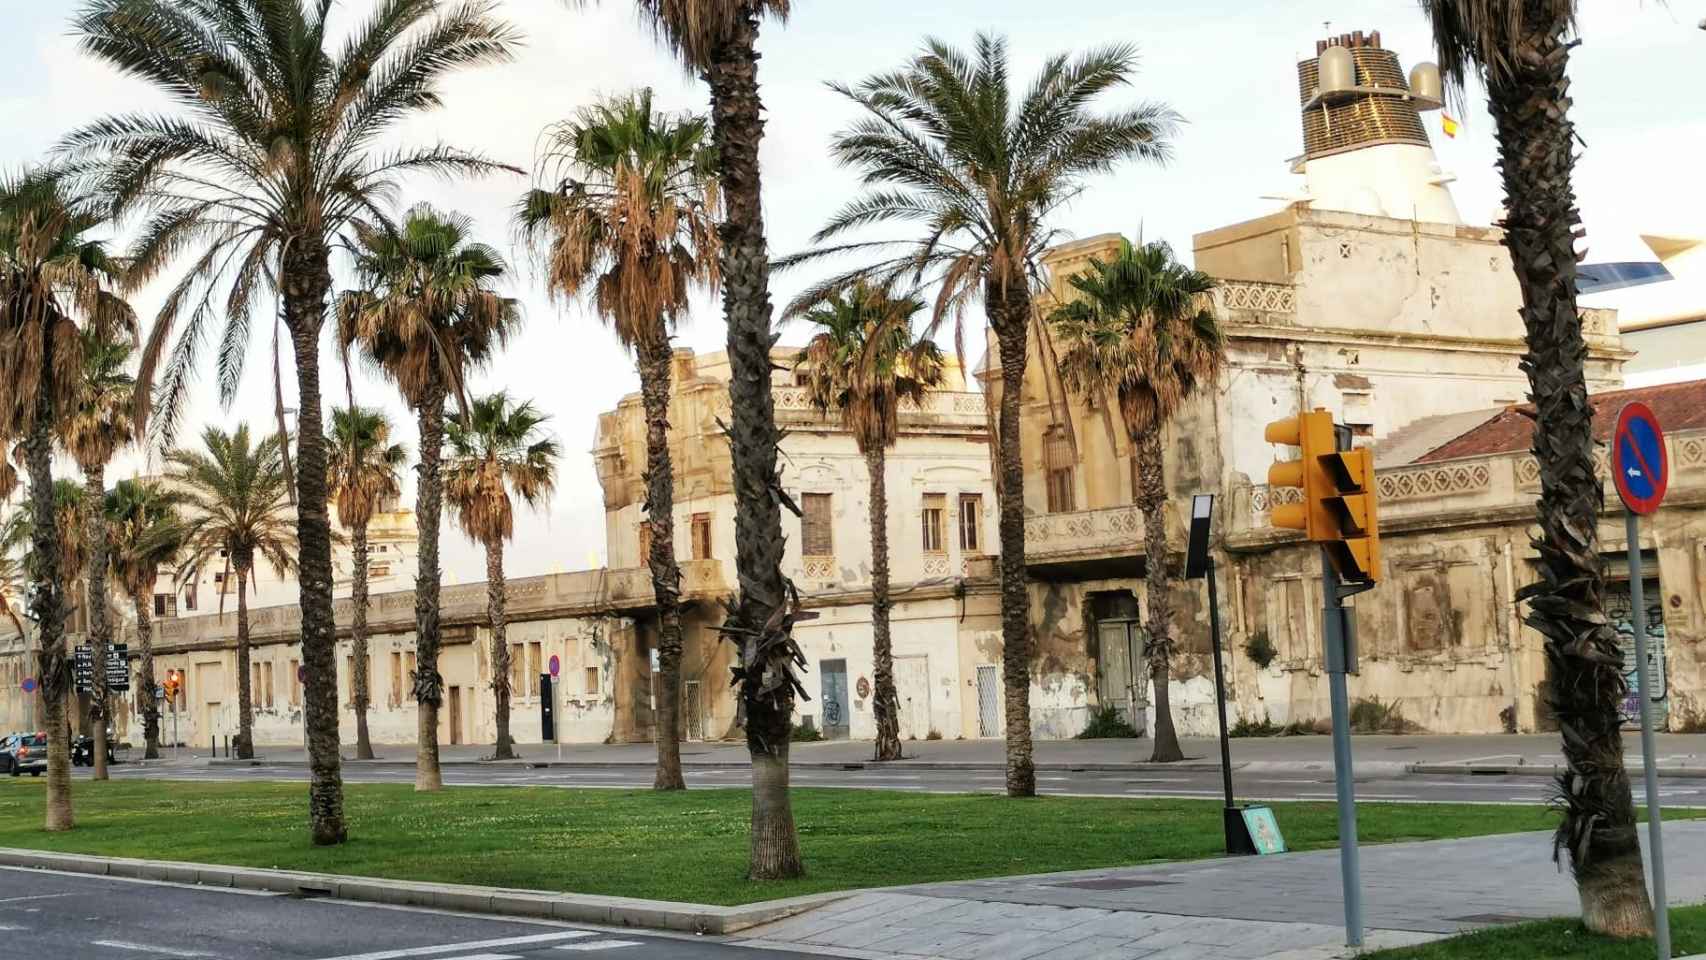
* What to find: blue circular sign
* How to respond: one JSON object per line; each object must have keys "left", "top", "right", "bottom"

{"left": 20, "top": 677, "right": 36, "bottom": 694}
{"left": 1613, "top": 402, "right": 1668, "bottom": 515}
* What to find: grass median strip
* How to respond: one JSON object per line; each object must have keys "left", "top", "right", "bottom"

{"left": 0, "top": 780, "right": 1688, "bottom": 905}
{"left": 1365, "top": 905, "right": 1706, "bottom": 958}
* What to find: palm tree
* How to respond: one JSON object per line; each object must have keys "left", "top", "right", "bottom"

{"left": 0, "top": 510, "right": 26, "bottom": 642}
{"left": 338, "top": 204, "right": 520, "bottom": 791}
{"left": 785, "top": 35, "right": 1178, "bottom": 797}
{"left": 517, "top": 88, "right": 718, "bottom": 790}
{"left": 69, "top": 0, "right": 521, "bottom": 846}
{"left": 0, "top": 168, "right": 131, "bottom": 832}
{"left": 444, "top": 393, "right": 558, "bottom": 760}
{"left": 1048, "top": 240, "right": 1223, "bottom": 763}
{"left": 106, "top": 479, "right": 187, "bottom": 760}
{"left": 1420, "top": 1, "right": 1650, "bottom": 936}
{"left": 167, "top": 426, "right": 296, "bottom": 761}
{"left": 328, "top": 407, "right": 407, "bottom": 761}
{"left": 59, "top": 326, "right": 137, "bottom": 780}
{"left": 574, "top": 0, "right": 805, "bottom": 880}
{"left": 796, "top": 285, "right": 943, "bottom": 762}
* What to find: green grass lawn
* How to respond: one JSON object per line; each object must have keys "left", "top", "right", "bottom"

{"left": 0, "top": 779, "right": 1667, "bottom": 905}
{"left": 1367, "top": 905, "right": 1706, "bottom": 959}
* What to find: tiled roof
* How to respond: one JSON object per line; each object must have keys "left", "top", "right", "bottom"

{"left": 1417, "top": 378, "right": 1706, "bottom": 462}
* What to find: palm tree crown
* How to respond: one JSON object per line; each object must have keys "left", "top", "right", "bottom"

{"left": 328, "top": 407, "right": 408, "bottom": 533}
{"left": 338, "top": 205, "right": 522, "bottom": 410}
{"left": 797, "top": 284, "right": 945, "bottom": 453}
{"left": 60, "top": 326, "right": 137, "bottom": 472}
{"left": 581, "top": 0, "right": 792, "bottom": 72}
{"left": 444, "top": 392, "right": 559, "bottom": 546}
{"left": 518, "top": 88, "right": 720, "bottom": 351}
{"left": 166, "top": 425, "right": 297, "bottom": 597}
{"left": 1049, "top": 239, "right": 1224, "bottom": 437}
{"left": 106, "top": 479, "right": 188, "bottom": 603}
{"left": 66, "top": 0, "right": 522, "bottom": 440}
{"left": 14, "top": 480, "right": 91, "bottom": 586}
{"left": 0, "top": 510, "right": 27, "bottom": 637}
{"left": 784, "top": 34, "right": 1179, "bottom": 345}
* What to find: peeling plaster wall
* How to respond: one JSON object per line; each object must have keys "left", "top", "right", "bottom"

{"left": 791, "top": 596, "right": 971, "bottom": 741}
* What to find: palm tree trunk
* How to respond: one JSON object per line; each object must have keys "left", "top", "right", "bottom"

{"left": 487, "top": 534, "right": 515, "bottom": 761}
{"left": 413, "top": 381, "right": 446, "bottom": 791}
{"left": 991, "top": 293, "right": 1036, "bottom": 797}
{"left": 133, "top": 591, "right": 159, "bottom": 760}
{"left": 284, "top": 239, "right": 347, "bottom": 845}
{"left": 706, "top": 1, "right": 802, "bottom": 880}
{"left": 1486, "top": 11, "right": 1650, "bottom": 937}
{"left": 638, "top": 340, "right": 686, "bottom": 791}
{"left": 1137, "top": 430, "right": 1182, "bottom": 762}
{"left": 867, "top": 445, "right": 902, "bottom": 762}
{"left": 235, "top": 565, "right": 253, "bottom": 760}
{"left": 25, "top": 364, "right": 72, "bottom": 829}
{"left": 351, "top": 522, "right": 374, "bottom": 760}
{"left": 83, "top": 466, "right": 111, "bottom": 781}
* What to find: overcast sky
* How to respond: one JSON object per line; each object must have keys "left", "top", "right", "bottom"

{"left": 2, "top": 1, "right": 1699, "bottom": 583}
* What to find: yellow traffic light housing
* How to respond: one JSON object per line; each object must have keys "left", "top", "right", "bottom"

{"left": 1264, "top": 408, "right": 1382, "bottom": 584}
{"left": 1264, "top": 410, "right": 1336, "bottom": 538}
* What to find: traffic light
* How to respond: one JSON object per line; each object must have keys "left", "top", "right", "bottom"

{"left": 1264, "top": 408, "right": 1383, "bottom": 583}
{"left": 163, "top": 669, "right": 181, "bottom": 702}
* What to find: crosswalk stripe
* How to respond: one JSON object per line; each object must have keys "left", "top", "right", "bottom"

{"left": 554, "top": 943, "right": 640, "bottom": 953}
{"left": 312, "top": 931, "right": 594, "bottom": 960}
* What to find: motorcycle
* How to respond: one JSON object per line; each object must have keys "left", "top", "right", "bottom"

{"left": 71, "top": 729, "right": 116, "bottom": 768}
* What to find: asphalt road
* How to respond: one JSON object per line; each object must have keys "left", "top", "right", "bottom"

{"left": 0, "top": 867, "right": 815, "bottom": 960}
{"left": 102, "top": 759, "right": 1706, "bottom": 807}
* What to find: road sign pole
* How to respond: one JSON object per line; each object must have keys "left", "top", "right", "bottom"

{"left": 1323, "top": 551, "right": 1363, "bottom": 948}
{"left": 1627, "top": 511, "right": 1671, "bottom": 960}
{"left": 1205, "top": 559, "right": 1241, "bottom": 837}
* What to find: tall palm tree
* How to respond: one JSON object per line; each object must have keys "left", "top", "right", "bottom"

{"left": 167, "top": 425, "right": 297, "bottom": 761}
{"left": 338, "top": 205, "right": 520, "bottom": 791}
{"left": 1420, "top": 1, "right": 1650, "bottom": 936}
{"left": 796, "top": 285, "right": 943, "bottom": 762}
{"left": 0, "top": 168, "right": 131, "bottom": 832}
{"left": 60, "top": 326, "right": 137, "bottom": 780}
{"left": 1048, "top": 240, "right": 1223, "bottom": 763}
{"left": 69, "top": 0, "right": 521, "bottom": 846}
{"left": 0, "top": 510, "right": 26, "bottom": 642}
{"left": 444, "top": 393, "right": 558, "bottom": 760}
{"left": 574, "top": 0, "right": 805, "bottom": 880}
{"left": 106, "top": 479, "right": 187, "bottom": 760}
{"left": 785, "top": 35, "right": 1178, "bottom": 797}
{"left": 328, "top": 406, "right": 407, "bottom": 761}
{"left": 517, "top": 88, "right": 718, "bottom": 790}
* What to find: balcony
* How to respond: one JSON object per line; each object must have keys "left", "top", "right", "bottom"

{"left": 1024, "top": 505, "right": 1147, "bottom": 581}
{"left": 771, "top": 387, "right": 988, "bottom": 430}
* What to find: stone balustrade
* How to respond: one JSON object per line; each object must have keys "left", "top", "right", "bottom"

{"left": 1025, "top": 505, "right": 1145, "bottom": 563}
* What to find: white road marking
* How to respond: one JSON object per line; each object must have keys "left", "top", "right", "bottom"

{"left": 554, "top": 942, "right": 641, "bottom": 952}
{"left": 0, "top": 893, "right": 72, "bottom": 903}
{"left": 434, "top": 955, "right": 520, "bottom": 960}
{"left": 92, "top": 940, "right": 217, "bottom": 957}
{"left": 0, "top": 923, "right": 25, "bottom": 931}
{"left": 312, "top": 932, "right": 594, "bottom": 960}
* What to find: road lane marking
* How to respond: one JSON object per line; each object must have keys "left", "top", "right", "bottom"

{"left": 555, "top": 942, "right": 640, "bottom": 952}
{"left": 0, "top": 893, "right": 73, "bottom": 903}
{"left": 435, "top": 955, "right": 520, "bottom": 960}
{"left": 0, "top": 923, "right": 25, "bottom": 931}
{"left": 93, "top": 940, "right": 217, "bottom": 957}
{"left": 312, "top": 932, "right": 595, "bottom": 960}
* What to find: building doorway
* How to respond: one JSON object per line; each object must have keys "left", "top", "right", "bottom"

{"left": 684, "top": 680, "right": 705, "bottom": 742}
{"left": 1090, "top": 591, "right": 1148, "bottom": 734}
{"left": 895, "top": 656, "right": 932, "bottom": 740}
{"left": 448, "top": 686, "right": 464, "bottom": 746}
{"left": 975, "top": 664, "right": 1000, "bottom": 737}
{"left": 1608, "top": 575, "right": 1668, "bottom": 729}
{"left": 820, "top": 658, "right": 850, "bottom": 740}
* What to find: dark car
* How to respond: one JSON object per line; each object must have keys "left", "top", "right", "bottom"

{"left": 0, "top": 733, "right": 46, "bottom": 776}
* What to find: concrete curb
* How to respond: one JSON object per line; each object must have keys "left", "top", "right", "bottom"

{"left": 0, "top": 847, "right": 841, "bottom": 935}
{"left": 210, "top": 757, "right": 1239, "bottom": 773}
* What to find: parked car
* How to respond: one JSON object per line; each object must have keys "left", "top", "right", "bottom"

{"left": 0, "top": 733, "right": 46, "bottom": 776}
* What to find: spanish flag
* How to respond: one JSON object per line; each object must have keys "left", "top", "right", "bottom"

{"left": 1441, "top": 113, "right": 1461, "bottom": 138}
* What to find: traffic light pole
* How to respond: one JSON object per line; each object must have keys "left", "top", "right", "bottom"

{"left": 1323, "top": 551, "right": 1363, "bottom": 948}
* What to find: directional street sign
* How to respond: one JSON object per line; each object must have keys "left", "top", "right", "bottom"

{"left": 1613, "top": 401, "right": 1669, "bottom": 515}
{"left": 108, "top": 643, "right": 130, "bottom": 692}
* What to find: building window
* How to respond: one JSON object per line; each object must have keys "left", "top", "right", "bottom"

{"left": 390, "top": 652, "right": 403, "bottom": 708}
{"left": 182, "top": 585, "right": 197, "bottom": 612}
{"left": 289, "top": 659, "right": 301, "bottom": 707}
{"left": 1045, "top": 427, "right": 1076, "bottom": 513}
{"left": 1047, "top": 468, "right": 1075, "bottom": 513}
{"left": 509, "top": 643, "right": 524, "bottom": 698}
{"left": 153, "top": 593, "right": 177, "bottom": 618}
{"left": 404, "top": 651, "right": 417, "bottom": 702}
{"left": 959, "top": 494, "right": 983, "bottom": 553}
{"left": 585, "top": 666, "right": 599, "bottom": 696}
{"left": 802, "top": 493, "right": 833, "bottom": 558}
{"left": 368, "top": 562, "right": 390, "bottom": 578}
{"left": 262, "top": 661, "right": 274, "bottom": 709}
{"left": 691, "top": 513, "right": 713, "bottom": 560}
{"left": 922, "top": 494, "right": 947, "bottom": 553}
{"left": 637, "top": 520, "right": 653, "bottom": 566}
{"left": 529, "top": 642, "right": 543, "bottom": 697}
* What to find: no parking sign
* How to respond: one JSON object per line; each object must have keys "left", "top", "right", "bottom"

{"left": 1613, "top": 401, "right": 1668, "bottom": 515}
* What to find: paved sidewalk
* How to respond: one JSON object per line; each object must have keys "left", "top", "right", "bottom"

{"left": 736, "top": 821, "right": 1706, "bottom": 959}
{"left": 227, "top": 732, "right": 1706, "bottom": 775}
